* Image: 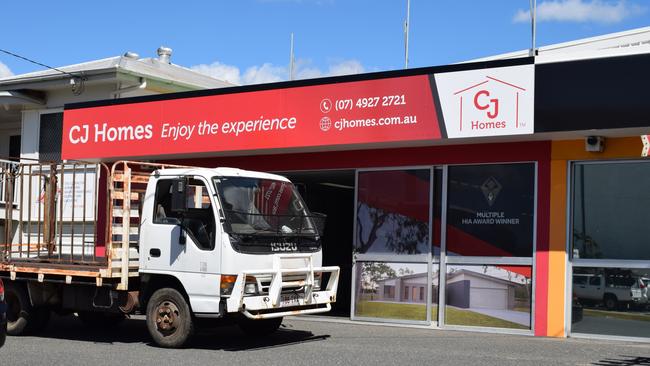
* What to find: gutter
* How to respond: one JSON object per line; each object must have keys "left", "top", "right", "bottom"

{"left": 111, "top": 77, "right": 147, "bottom": 97}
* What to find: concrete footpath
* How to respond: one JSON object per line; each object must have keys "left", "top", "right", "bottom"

{"left": 1, "top": 314, "right": 648, "bottom": 366}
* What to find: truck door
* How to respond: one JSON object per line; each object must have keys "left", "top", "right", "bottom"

{"left": 140, "top": 176, "right": 222, "bottom": 314}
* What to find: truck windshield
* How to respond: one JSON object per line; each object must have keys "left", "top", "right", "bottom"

{"left": 213, "top": 176, "right": 321, "bottom": 236}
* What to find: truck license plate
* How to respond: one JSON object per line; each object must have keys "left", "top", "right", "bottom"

{"left": 280, "top": 293, "right": 304, "bottom": 307}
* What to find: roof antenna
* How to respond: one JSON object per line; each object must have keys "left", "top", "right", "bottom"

{"left": 404, "top": 0, "right": 411, "bottom": 69}
{"left": 529, "top": 0, "right": 538, "bottom": 57}
{"left": 289, "top": 33, "right": 295, "bottom": 81}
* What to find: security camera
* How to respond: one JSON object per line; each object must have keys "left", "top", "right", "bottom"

{"left": 585, "top": 136, "right": 605, "bottom": 152}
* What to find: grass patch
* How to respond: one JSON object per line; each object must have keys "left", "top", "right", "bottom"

{"left": 583, "top": 309, "right": 650, "bottom": 322}
{"left": 445, "top": 307, "right": 528, "bottom": 329}
{"left": 355, "top": 301, "right": 528, "bottom": 329}
{"left": 355, "top": 301, "right": 428, "bottom": 321}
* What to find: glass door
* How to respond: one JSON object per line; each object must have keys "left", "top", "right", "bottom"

{"left": 569, "top": 161, "right": 650, "bottom": 340}
{"left": 351, "top": 167, "right": 434, "bottom": 325}
{"left": 440, "top": 163, "right": 536, "bottom": 332}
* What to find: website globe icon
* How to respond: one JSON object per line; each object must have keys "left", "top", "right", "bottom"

{"left": 320, "top": 116, "right": 331, "bottom": 132}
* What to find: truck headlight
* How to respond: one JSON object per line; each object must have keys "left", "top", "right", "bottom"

{"left": 244, "top": 276, "right": 258, "bottom": 295}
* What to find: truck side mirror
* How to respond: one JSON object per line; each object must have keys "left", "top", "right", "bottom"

{"left": 171, "top": 178, "right": 188, "bottom": 213}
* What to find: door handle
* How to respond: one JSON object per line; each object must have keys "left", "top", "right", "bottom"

{"left": 149, "top": 248, "right": 161, "bottom": 257}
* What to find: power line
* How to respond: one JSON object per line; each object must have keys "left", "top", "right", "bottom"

{"left": 0, "top": 48, "right": 84, "bottom": 80}
{"left": 0, "top": 48, "right": 87, "bottom": 95}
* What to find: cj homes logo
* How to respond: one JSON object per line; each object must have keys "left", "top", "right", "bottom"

{"left": 453, "top": 76, "right": 526, "bottom": 133}
{"left": 434, "top": 65, "right": 534, "bottom": 139}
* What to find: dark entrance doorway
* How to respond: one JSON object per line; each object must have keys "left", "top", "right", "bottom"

{"left": 280, "top": 170, "right": 354, "bottom": 316}
{"left": 9, "top": 135, "right": 20, "bottom": 160}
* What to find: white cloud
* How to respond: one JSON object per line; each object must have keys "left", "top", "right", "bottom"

{"left": 191, "top": 58, "right": 366, "bottom": 85}
{"left": 190, "top": 61, "right": 242, "bottom": 85}
{"left": 0, "top": 61, "right": 13, "bottom": 78}
{"left": 327, "top": 59, "right": 365, "bottom": 76}
{"left": 513, "top": 0, "right": 646, "bottom": 24}
{"left": 242, "top": 63, "right": 286, "bottom": 84}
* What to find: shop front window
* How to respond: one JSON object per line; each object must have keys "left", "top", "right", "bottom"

{"left": 444, "top": 265, "right": 532, "bottom": 330}
{"left": 355, "top": 169, "right": 430, "bottom": 255}
{"left": 446, "top": 164, "right": 535, "bottom": 258}
{"left": 572, "top": 162, "right": 650, "bottom": 260}
{"left": 571, "top": 267, "right": 650, "bottom": 339}
{"left": 354, "top": 261, "right": 436, "bottom": 322}
{"left": 571, "top": 161, "right": 650, "bottom": 340}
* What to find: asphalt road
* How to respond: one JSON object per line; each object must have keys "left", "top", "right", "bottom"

{"left": 0, "top": 315, "right": 649, "bottom": 366}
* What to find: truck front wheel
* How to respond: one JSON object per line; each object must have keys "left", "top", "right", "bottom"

{"left": 146, "top": 288, "right": 194, "bottom": 348}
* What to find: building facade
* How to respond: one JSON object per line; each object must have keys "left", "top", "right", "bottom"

{"left": 4, "top": 30, "right": 650, "bottom": 341}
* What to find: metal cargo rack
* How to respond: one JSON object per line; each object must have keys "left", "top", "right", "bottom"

{"left": 0, "top": 158, "right": 190, "bottom": 290}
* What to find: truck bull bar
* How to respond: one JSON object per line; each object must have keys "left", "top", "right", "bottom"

{"left": 225, "top": 254, "right": 339, "bottom": 319}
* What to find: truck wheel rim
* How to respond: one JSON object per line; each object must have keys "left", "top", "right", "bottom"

{"left": 155, "top": 300, "right": 180, "bottom": 335}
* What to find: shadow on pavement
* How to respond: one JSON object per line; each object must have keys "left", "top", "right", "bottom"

{"left": 592, "top": 355, "right": 650, "bottom": 365}
{"left": 25, "top": 314, "right": 330, "bottom": 351}
{"left": 190, "top": 323, "right": 330, "bottom": 351}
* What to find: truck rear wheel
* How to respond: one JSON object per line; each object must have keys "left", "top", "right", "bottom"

{"left": 5, "top": 282, "right": 33, "bottom": 336}
{"left": 146, "top": 288, "right": 194, "bottom": 348}
{"left": 238, "top": 317, "right": 283, "bottom": 337}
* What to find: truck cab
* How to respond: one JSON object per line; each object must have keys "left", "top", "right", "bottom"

{"left": 138, "top": 167, "right": 339, "bottom": 347}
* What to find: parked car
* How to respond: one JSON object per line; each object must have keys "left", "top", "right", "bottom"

{"left": 573, "top": 273, "right": 645, "bottom": 310}
{"left": 0, "top": 278, "right": 6, "bottom": 348}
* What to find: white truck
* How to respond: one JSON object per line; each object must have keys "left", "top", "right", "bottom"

{"left": 0, "top": 159, "right": 339, "bottom": 348}
{"left": 573, "top": 272, "right": 646, "bottom": 310}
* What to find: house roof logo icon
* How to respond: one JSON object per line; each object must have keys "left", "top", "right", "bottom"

{"left": 452, "top": 76, "right": 527, "bottom": 132}
{"left": 454, "top": 76, "right": 526, "bottom": 96}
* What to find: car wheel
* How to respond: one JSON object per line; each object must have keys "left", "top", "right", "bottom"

{"left": 604, "top": 294, "right": 618, "bottom": 310}
{"left": 146, "top": 288, "right": 194, "bottom": 348}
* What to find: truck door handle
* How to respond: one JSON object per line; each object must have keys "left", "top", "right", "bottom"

{"left": 149, "top": 248, "right": 161, "bottom": 257}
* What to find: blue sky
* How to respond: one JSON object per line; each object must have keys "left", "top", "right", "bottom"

{"left": 1, "top": 0, "right": 649, "bottom": 84}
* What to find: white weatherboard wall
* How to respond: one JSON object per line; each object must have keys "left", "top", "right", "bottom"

{"left": 21, "top": 110, "right": 40, "bottom": 161}
{"left": 435, "top": 64, "right": 534, "bottom": 138}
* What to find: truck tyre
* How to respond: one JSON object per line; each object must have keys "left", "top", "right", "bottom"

{"left": 146, "top": 288, "right": 194, "bottom": 348}
{"left": 5, "top": 282, "right": 34, "bottom": 336}
{"left": 238, "top": 317, "right": 283, "bottom": 337}
{"left": 604, "top": 294, "right": 618, "bottom": 310}
{"left": 78, "top": 311, "right": 125, "bottom": 328}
